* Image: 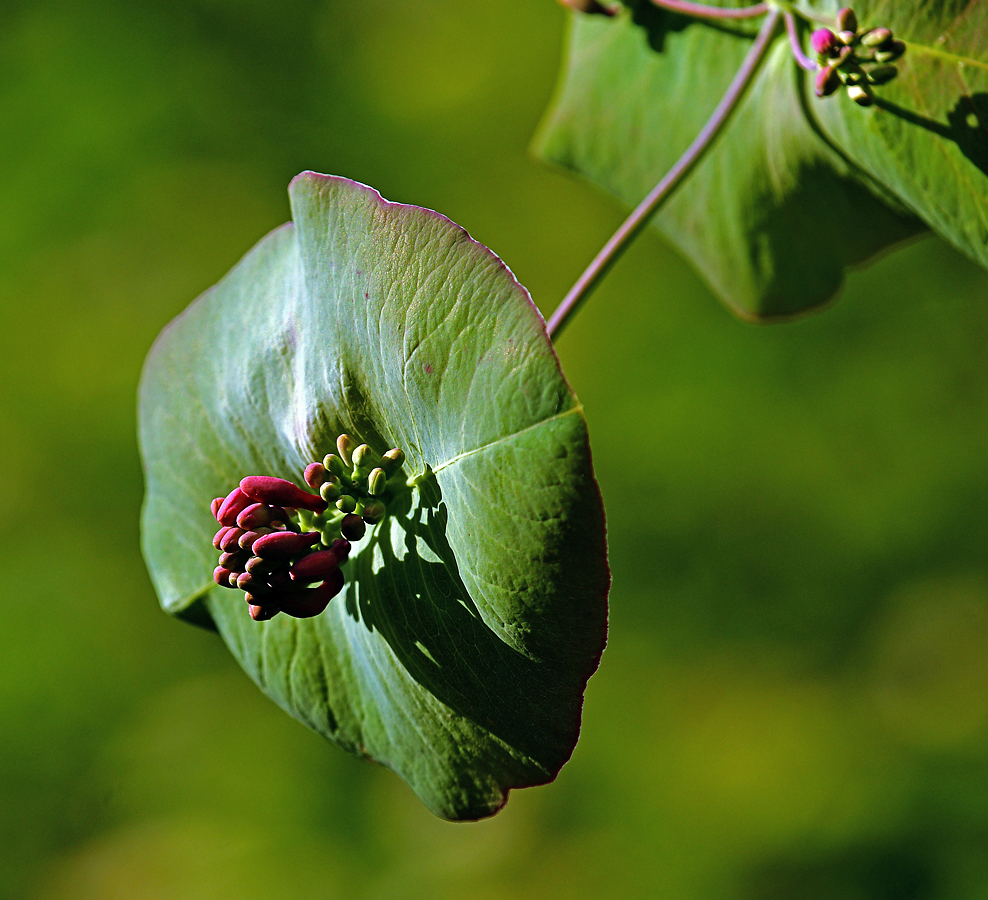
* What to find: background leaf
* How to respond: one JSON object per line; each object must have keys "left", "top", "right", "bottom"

{"left": 534, "top": 1, "right": 925, "bottom": 319}
{"left": 139, "top": 173, "right": 609, "bottom": 820}
{"left": 808, "top": 0, "right": 988, "bottom": 271}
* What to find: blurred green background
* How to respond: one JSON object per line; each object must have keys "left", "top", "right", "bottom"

{"left": 3, "top": 0, "right": 988, "bottom": 897}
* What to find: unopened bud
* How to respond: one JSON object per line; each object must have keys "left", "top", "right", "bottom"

{"left": 367, "top": 468, "right": 387, "bottom": 496}
{"left": 847, "top": 84, "right": 874, "bottom": 105}
{"left": 290, "top": 541, "right": 350, "bottom": 583}
{"left": 843, "top": 68, "right": 865, "bottom": 85}
{"left": 815, "top": 66, "right": 842, "bottom": 97}
{"left": 812, "top": 29, "right": 840, "bottom": 57}
{"left": 351, "top": 444, "right": 376, "bottom": 467}
{"left": 275, "top": 571, "right": 345, "bottom": 619}
{"left": 381, "top": 448, "right": 405, "bottom": 474}
{"left": 252, "top": 530, "right": 321, "bottom": 558}
{"left": 238, "top": 528, "right": 271, "bottom": 551}
{"left": 240, "top": 476, "right": 327, "bottom": 513}
{"left": 213, "top": 526, "right": 234, "bottom": 550}
{"left": 361, "top": 499, "right": 386, "bottom": 524}
{"left": 219, "top": 527, "right": 247, "bottom": 552}
{"left": 210, "top": 497, "right": 224, "bottom": 520}
{"left": 341, "top": 513, "right": 366, "bottom": 542}
{"left": 217, "top": 488, "right": 253, "bottom": 527}
{"left": 836, "top": 7, "right": 857, "bottom": 34}
{"left": 219, "top": 549, "right": 249, "bottom": 572}
{"left": 236, "top": 571, "right": 271, "bottom": 594}
{"left": 214, "top": 566, "right": 237, "bottom": 588}
{"left": 336, "top": 494, "right": 357, "bottom": 514}
{"left": 245, "top": 555, "right": 275, "bottom": 575}
{"left": 319, "top": 477, "right": 342, "bottom": 501}
{"left": 236, "top": 502, "right": 289, "bottom": 529}
{"left": 336, "top": 434, "right": 358, "bottom": 465}
{"left": 861, "top": 27, "right": 892, "bottom": 48}
{"left": 868, "top": 64, "right": 898, "bottom": 85}
{"left": 838, "top": 30, "right": 856, "bottom": 45}
{"left": 249, "top": 603, "right": 280, "bottom": 621}
{"left": 323, "top": 454, "right": 346, "bottom": 477}
{"left": 304, "top": 462, "right": 327, "bottom": 490}
{"left": 875, "top": 39, "right": 905, "bottom": 62}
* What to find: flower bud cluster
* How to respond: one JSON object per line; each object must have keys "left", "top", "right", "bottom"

{"left": 210, "top": 477, "right": 349, "bottom": 621}
{"left": 812, "top": 7, "right": 905, "bottom": 105}
{"left": 301, "top": 434, "right": 406, "bottom": 545}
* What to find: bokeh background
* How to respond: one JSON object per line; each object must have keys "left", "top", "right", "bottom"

{"left": 3, "top": 0, "right": 988, "bottom": 897}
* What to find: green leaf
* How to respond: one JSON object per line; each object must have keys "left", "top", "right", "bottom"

{"left": 534, "top": 2, "right": 926, "bottom": 319}
{"left": 808, "top": 0, "right": 988, "bottom": 271}
{"left": 138, "top": 173, "right": 609, "bottom": 820}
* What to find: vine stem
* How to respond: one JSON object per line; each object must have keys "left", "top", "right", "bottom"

{"left": 647, "top": 0, "right": 768, "bottom": 18}
{"left": 784, "top": 11, "right": 818, "bottom": 71}
{"left": 546, "top": 8, "right": 782, "bottom": 341}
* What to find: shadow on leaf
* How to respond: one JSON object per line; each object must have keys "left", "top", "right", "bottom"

{"left": 343, "top": 477, "right": 580, "bottom": 776}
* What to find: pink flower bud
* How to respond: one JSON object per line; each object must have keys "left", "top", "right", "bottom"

{"left": 219, "top": 527, "right": 247, "bottom": 552}
{"left": 217, "top": 488, "right": 253, "bottom": 526}
{"left": 210, "top": 497, "right": 224, "bottom": 520}
{"left": 251, "top": 530, "right": 321, "bottom": 558}
{"left": 218, "top": 549, "right": 249, "bottom": 572}
{"left": 236, "top": 572, "right": 272, "bottom": 594}
{"left": 290, "top": 540, "right": 351, "bottom": 583}
{"left": 304, "top": 462, "right": 327, "bottom": 490}
{"left": 812, "top": 28, "right": 840, "bottom": 57}
{"left": 240, "top": 476, "right": 327, "bottom": 513}
{"left": 815, "top": 65, "right": 841, "bottom": 97}
{"left": 214, "top": 566, "right": 237, "bottom": 588}
{"left": 249, "top": 603, "right": 280, "bottom": 621}
{"left": 236, "top": 502, "right": 289, "bottom": 529}
{"left": 237, "top": 528, "right": 271, "bottom": 551}
{"left": 274, "top": 572, "right": 344, "bottom": 619}
{"left": 213, "top": 526, "right": 234, "bottom": 550}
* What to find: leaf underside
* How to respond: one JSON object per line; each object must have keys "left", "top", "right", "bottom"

{"left": 535, "top": 0, "right": 988, "bottom": 320}
{"left": 139, "top": 173, "right": 609, "bottom": 820}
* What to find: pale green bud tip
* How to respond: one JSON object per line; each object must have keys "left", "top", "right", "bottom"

{"left": 319, "top": 477, "right": 342, "bottom": 501}
{"left": 836, "top": 7, "right": 857, "bottom": 34}
{"left": 368, "top": 468, "right": 387, "bottom": 496}
{"left": 336, "top": 434, "right": 357, "bottom": 465}
{"left": 351, "top": 444, "right": 375, "bottom": 467}
{"left": 838, "top": 30, "right": 857, "bottom": 46}
{"left": 382, "top": 447, "right": 405, "bottom": 472}
{"left": 861, "top": 27, "right": 892, "bottom": 48}
{"left": 847, "top": 84, "right": 873, "bottom": 106}
{"left": 336, "top": 494, "right": 357, "bottom": 513}
{"left": 323, "top": 453, "right": 346, "bottom": 476}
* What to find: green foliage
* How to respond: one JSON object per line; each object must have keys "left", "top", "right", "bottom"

{"left": 535, "top": 0, "right": 988, "bottom": 319}
{"left": 139, "top": 173, "right": 608, "bottom": 820}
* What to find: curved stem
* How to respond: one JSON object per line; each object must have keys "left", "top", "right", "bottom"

{"left": 547, "top": 8, "right": 782, "bottom": 341}
{"left": 647, "top": 0, "right": 768, "bottom": 18}
{"left": 785, "top": 11, "right": 818, "bottom": 71}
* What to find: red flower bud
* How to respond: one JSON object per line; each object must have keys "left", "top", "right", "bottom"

{"left": 249, "top": 603, "right": 280, "bottom": 621}
{"left": 237, "top": 528, "right": 271, "bottom": 551}
{"left": 273, "top": 571, "right": 344, "bottom": 619}
{"left": 219, "top": 527, "right": 247, "bottom": 552}
{"left": 214, "top": 566, "right": 237, "bottom": 588}
{"left": 210, "top": 497, "right": 224, "bottom": 519}
{"left": 240, "top": 476, "right": 327, "bottom": 513}
{"left": 219, "top": 549, "right": 249, "bottom": 571}
{"left": 290, "top": 540, "right": 350, "bottom": 583}
{"left": 815, "top": 65, "right": 841, "bottom": 97}
{"left": 236, "top": 502, "right": 289, "bottom": 529}
{"left": 213, "top": 526, "right": 235, "bottom": 550}
{"left": 251, "top": 530, "right": 321, "bottom": 558}
{"left": 217, "top": 488, "right": 253, "bottom": 526}
{"left": 245, "top": 555, "right": 275, "bottom": 575}
{"left": 236, "top": 572, "right": 272, "bottom": 594}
